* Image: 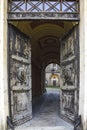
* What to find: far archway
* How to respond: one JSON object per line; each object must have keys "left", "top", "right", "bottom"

{"left": 45, "top": 63, "right": 60, "bottom": 89}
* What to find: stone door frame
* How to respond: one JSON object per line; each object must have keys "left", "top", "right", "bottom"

{"left": 0, "top": 0, "right": 87, "bottom": 130}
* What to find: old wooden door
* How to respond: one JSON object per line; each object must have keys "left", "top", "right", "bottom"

{"left": 60, "top": 25, "right": 79, "bottom": 121}
{"left": 8, "top": 24, "right": 32, "bottom": 125}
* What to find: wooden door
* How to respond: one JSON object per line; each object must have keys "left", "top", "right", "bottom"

{"left": 8, "top": 24, "right": 32, "bottom": 126}
{"left": 60, "top": 25, "right": 79, "bottom": 121}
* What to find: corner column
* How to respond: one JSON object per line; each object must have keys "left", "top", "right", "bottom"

{"left": 0, "top": 0, "right": 9, "bottom": 130}
{"left": 79, "top": 0, "right": 87, "bottom": 130}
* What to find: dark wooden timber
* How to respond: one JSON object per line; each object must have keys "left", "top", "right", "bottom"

{"left": 8, "top": 12, "right": 79, "bottom": 21}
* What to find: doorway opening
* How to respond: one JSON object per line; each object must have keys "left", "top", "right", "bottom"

{"left": 44, "top": 63, "right": 61, "bottom": 111}
{"left": 8, "top": 19, "right": 79, "bottom": 129}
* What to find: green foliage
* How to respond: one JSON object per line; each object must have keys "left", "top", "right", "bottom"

{"left": 46, "top": 85, "right": 60, "bottom": 89}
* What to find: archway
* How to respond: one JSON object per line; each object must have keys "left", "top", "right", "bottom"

{"left": 45, "top": 63, "right": 60, "bottom": 88}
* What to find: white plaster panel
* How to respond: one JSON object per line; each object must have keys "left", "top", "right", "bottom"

{"left": 79, "top": 0, "right": 87, "bottom": 129}
{"left": 0, "top": 1, "right": 9, "bottom": 130}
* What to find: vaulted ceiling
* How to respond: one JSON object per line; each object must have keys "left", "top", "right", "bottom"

{"left": 9, "top": 20, "right": 77, "bottom": 68}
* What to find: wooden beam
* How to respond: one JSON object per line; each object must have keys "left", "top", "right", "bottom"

{"left": 8, "top": 12, "right": 79, "bottom": 21}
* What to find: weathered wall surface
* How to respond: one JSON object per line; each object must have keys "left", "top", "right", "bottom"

{"left": 79, "top": 0, "right": 87, "bottom": 129}
{"left": 8, "top": 24, "right": 32, "bottom": 126}
{"left": 0, "top": 0, "right": 9, "bottom": 130}
{"left": 60, "top": 25, "right": 79, "bottom": 121}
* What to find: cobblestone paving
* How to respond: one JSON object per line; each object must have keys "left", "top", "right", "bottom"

{"left": 15, "top": 88, "right": 73, "bottom": 130}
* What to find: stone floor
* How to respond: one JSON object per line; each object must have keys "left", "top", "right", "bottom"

{"left": 15, "top": 88, "right": 74, "bottom": 130}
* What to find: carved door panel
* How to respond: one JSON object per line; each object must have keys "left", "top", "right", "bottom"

{"left": 8, "top": 24, "right": 32, "bottom": 126}
{"left": 60, "top": 25, "right": 79, "bottom": 121}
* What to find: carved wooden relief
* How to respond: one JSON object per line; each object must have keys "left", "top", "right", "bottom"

{"left": 10, "top": 60, "right": 30, "bottom": 87}
{"left": 9, "top": 28, "right": 31, "bottom": 59}
{"left": 60, "top": 25, "right": 79, "bottom": 120}
{"left": 8, "top": 24, "right": 32, "bottom": 125}
{"left": 62, "top": 91, "right": 74, "bottom": 115}
{"left": 61, "top": 34, "right": 75, "bottom": 61}
{"left": 13, "top": 91, "right": 31, "bottom": 114}
{"left": 62, "top": 63, "right": 75, "bottom": 87}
